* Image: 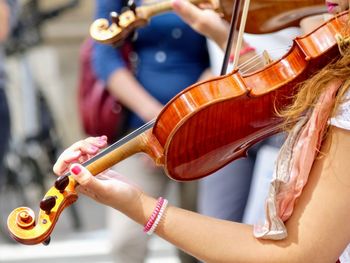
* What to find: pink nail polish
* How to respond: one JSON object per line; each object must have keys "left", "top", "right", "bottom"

{"left": 71, "top": 166, "right": 81, "bottom": 175}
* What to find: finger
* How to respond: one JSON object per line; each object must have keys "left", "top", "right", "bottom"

{"left": 172, "top": 0, "right": 203, "bottom": 25}
{"left": 53, "top": 150, "right": 82, "bottom": 175}
{"left": 53, "top": 136, "right": 108, "bottom": 175}
{"left": 86, "top": 136, "right": 108, "bottom": 148}
{"left": 69, "top": 136, "right": 107, "bottom": 156}
{"left": 72, "top": 140, "right": 101, "bottom": 155}
{"left": 70, "top": 164, "right": 106, "bottom": 194}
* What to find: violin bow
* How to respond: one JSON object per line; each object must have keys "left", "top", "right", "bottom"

{"left": 221, "top": 0, "right": 251, "bottom": 74}
{"left": 220, "top": 0, "right": 241, "bottom": 75}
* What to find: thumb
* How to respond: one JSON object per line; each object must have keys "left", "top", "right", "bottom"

{"left": 70, "top": 164, "right": 105, "bottom": 194}
{"left": 172, "top": 0, "right": 202, "bottom": 25}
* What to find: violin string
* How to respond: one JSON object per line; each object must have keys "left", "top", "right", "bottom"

{"left": 83, "top": 120, "right": 155, "bottom": 167}
{"left": 238, "top": 46, "right": 292, "bottom": 74}
{"left": 240, "top": 61, "right": 264, "bottom": 74}
{"left": 239, "top": 46, "right": 291, "bottom": 68}
{"left": 238, "top": 55, "right": 264, "bottom": 72}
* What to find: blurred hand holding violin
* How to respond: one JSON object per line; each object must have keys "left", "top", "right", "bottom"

{"left": 90, "top": 0, "right": 328, "bottom": 47}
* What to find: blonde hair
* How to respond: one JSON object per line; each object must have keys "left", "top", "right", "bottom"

{"left": 279, "top": 35, "right": 350, "bottom": 129}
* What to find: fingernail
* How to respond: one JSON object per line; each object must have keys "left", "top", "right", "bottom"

{"left": 70, "top": 165, "right": 90, "bottom": 185}
{"left": 90, "top": 146, "right": 98, "bottom": 151}
{"left": 98, "top": 137, "right": 106, "bottom": 143}
{"left": 71, "top": 165, "right": 81, "bottom": 175}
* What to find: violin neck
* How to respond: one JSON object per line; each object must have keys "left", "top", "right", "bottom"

{"left": 137, "top": 0, "right": 219, "bottom": 19}
{"left": 82, "top": 121, "right": 164, "bottom": 176}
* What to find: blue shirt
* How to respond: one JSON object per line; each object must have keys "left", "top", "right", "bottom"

{"left": 92, "top": 0, "right": 210, "bottom": 128}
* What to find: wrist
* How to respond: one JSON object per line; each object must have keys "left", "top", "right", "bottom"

{"left": 119, "top": 191, "right": 158, "bottom": 226}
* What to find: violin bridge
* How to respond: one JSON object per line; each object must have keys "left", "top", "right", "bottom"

{"left": 262, "top": 50, "right": 273, "bottom": 65}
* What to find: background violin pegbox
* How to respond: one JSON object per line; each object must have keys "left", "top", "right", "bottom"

{"left": 118, "top": 8, "right": 148, "bottom": 30}
{"left": 127, "top": 0, "right": 137, "bottom": 14}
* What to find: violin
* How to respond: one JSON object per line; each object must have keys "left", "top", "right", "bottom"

{"left": 90, "top": 0, "right": 327, "bottom": 45}
{"left": 7, "top": 10, "right": 350, "bottom": 245}
{"left": 90, "top": 0, "right": 220, "bottom": 45}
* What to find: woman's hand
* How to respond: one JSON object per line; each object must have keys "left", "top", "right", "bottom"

{"left": 53, "top": 136, "right": 143, "bottom": 214}
{"left": 172, "top": 0, "right": 229, "bottom": 50}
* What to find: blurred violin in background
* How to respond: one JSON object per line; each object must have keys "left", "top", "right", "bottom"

{"left": 90, "top": 0, "right": 221, "bottom": 45}
{"left": 90, "top": 0, "right": 327, "bottom": 45}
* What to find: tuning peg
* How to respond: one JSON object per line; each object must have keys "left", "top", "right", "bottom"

{"left": 127, "top": 0, "right": 136, "bottom": 15}
{"left": 110, "top": 11, "right": 120, "bottom": 26}
{"left": 54, "top": 175, "right": 69, "bottom": 193}
{"left": 42, "top": 236, "right": 51, "bottom": 246}
{"left": 40, "top": 196, "right": 56, "bottom": 215}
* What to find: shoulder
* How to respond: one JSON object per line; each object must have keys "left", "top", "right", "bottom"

{"left": 281, "top": 126, "right": 350, "bottom": 261}
{"left": 329, "top": 87, "right": 350, "bottom": 130}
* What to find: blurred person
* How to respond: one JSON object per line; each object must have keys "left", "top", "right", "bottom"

{"left": 4, "top": 1, "right": 81, "bottom": 150}
{"left": 0, "top": 0, "right": 17, "bottom": 180}
{"left": 54, "top": 0, "right": 350, "bottom": 261}
{"left": 92, "top": 0, "right": 211, "bottom": 262}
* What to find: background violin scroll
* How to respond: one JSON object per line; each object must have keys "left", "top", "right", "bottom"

{"left": 90, "top": 0, "right": 146, "bottom": 45}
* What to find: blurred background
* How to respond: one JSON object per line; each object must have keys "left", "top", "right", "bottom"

{"left": 0, "top": 0, "right": 180, "bottom": 262}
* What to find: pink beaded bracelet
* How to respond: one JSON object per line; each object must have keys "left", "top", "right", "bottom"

{"left": 143, "top": 197, "right": 168, "bottom": 235}
{"left": 143, "top": 197, "right": 164, "bottom": 233}
{"left": 147, "top": 199, "right": 168, "bottom": 235}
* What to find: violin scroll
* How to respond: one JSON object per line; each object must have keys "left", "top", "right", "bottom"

{"left": 7, "top": 175, "right": 78, "bottom": 245}
{"left": 90, "top": 0, "right": 148, "bottom": 45}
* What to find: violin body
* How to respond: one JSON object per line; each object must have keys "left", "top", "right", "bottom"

{"left": 155, "top": 33, "right": 339, "bottom": 181}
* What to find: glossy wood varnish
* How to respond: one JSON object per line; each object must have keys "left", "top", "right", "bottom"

{"left": 221, "top": 0, "right": 327, "bottom": 34}
{"left": 154, "top": 11, "right": 347, "bottom": 180}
